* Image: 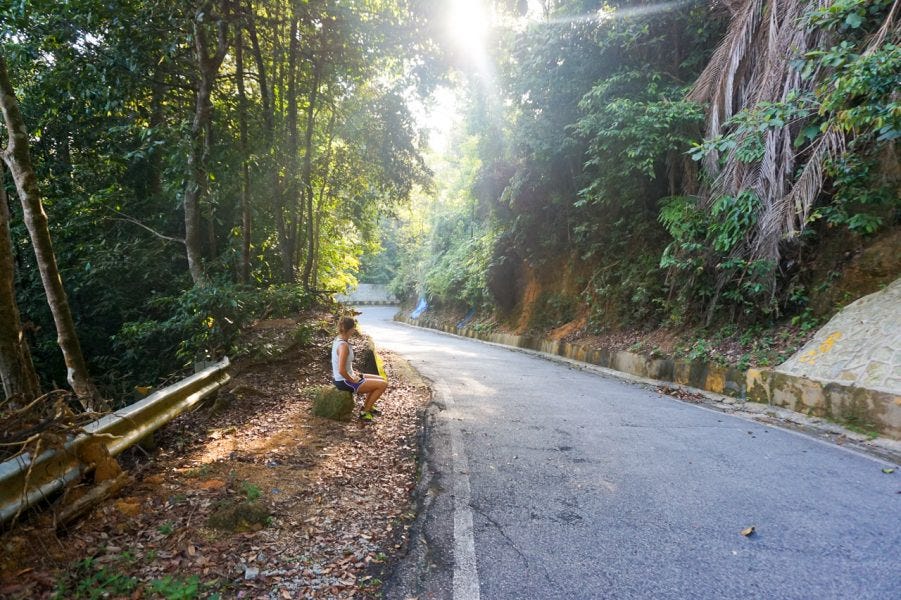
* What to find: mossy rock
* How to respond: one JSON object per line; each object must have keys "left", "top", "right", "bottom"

{"left": 312, "top": 386, "right": 354, "bottom": 421}
{"left": 206, "top": 500, "right": 271, "bottom": 532}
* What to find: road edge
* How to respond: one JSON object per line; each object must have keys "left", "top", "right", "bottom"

{"left": 393, "top": 318, "right": 901, "bottom": 467}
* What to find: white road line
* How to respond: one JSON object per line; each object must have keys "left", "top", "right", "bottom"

{"left": 434, "top": 379, "right": 481, "bottom": 600}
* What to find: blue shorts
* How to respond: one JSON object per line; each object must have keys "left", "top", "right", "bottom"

{"left": 334, "top": 378, "right": 363, "bottom": 393}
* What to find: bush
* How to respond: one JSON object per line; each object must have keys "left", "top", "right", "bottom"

{"left": 112, "top": 281, "right": 315, "bottom": 390}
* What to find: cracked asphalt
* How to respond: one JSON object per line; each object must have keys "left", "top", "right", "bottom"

{"left": 357, "top": 307, "right": 901, "bottom": 600}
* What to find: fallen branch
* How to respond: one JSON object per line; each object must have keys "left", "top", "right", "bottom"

{"left": 54, "top": 472, "right": 131, "bottom": 529}
{"left": 107, "top": 208, "right": 185, "bottom": 245}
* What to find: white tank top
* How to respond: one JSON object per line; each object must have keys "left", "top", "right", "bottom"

{"left": 331, "top": 337, "right": 355, "bottom": 381}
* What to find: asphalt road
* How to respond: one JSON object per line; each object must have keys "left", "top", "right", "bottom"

{"left": 356, "top": 307, "right": 900, "bottom": 600}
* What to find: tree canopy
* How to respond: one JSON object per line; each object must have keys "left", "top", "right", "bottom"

{"left": 1, "top": 0, "right": 439, "bottom": 399}
{"left": 390, "top": 0, "right": 899, "bottom": 331}
{"left": 0, "top": 0, "right": 898, "bottom": 405}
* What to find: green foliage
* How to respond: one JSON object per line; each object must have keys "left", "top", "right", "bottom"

{"left": 52, "top": 558, "right": 138, "bottom": 600}
{"left": 394, "top": 1, "right": 726, "bottom": 328}
{"left": 791, "top": 308, "right": 820, "bottom": 333}
{"left": 576, "top": 74, "right": 704, "bottom": 205}
{"left": 529, "top": 292, "right": 578, "bottom": 331}
{"left": 425, "top": 228, "right": 499, "bottom": 309}
{"left": 689, "top": 96, "right": 818, "bottom": 164}
{"left": 0, "top": 0, "right": 438, "bottom": 399}
{"left": 291, "top": 322, "right": 315, "bottom": 348}
{"left": 149, "top": 575, "right": 200, "bottom": 600}
{"left": 709, "top": 191, "right": 760, "bottom": 253}
{"left": 157, "top": 521, "right": 174, "bottom": 536}
{"left": 817, "top": 151, "right": 896, "bottom": 234}
{"left": 661, "top": 191, "right": 779, "bottom": 320}
{"left": 390, "top": 132, "right": 497, "bottom": 309}
{"left": 584, "top": 219, "right": 670, "bottom": 328}
{"left": 113, "top": 282, "right": 314, "bottom": 398}
{"left": 241, "top": 481, "right": 262, "bottom": 502}
{"left": 807, "top": 0, "right": 894, "bottom": 33}
{"left": 665, "top": 0, "right": 899, "bottom": 320}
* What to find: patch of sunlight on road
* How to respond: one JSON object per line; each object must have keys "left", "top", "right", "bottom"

{"left": 456, "top": 375, "right": 499, "bottom": 397}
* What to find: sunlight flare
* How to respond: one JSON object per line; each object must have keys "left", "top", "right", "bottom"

{"left": 447, "top": 0, "right": 491, "bottom": 60}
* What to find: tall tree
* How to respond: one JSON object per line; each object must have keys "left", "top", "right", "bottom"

{"left": 0, "top": 54, "right": 98, "bottom": 408}
{"left": 0, "top": 161, "right": 40, "bottom": 402}
{"left": 184, "top": 1, "right": 229, "bottom": 285}
{"left": 283, "top": 11, "right": 302, "bottom": 281}
{"left": 245, "top": 4, "right": 285, "bottom": 281}
{"left": 235, "top": 14, "right": 252, "bottom": 284}
{"left": 299, "top": 58, "right": 322, "bottom": 290}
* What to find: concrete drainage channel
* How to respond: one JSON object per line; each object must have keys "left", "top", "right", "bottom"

{"left": 394, "top": 315, "right": 901, "bottom": 445}
{"left": 0, "top": 358, "right": 230, "bottom": 525}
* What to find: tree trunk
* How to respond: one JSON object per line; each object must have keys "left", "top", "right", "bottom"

{"left": 300, "top": 63, "right": 322, "bottom": 290}
{"left": 0, "top": 161, "right": 39, "bottom": 402}
{"left": 185, "top": 3, "right": 229, "bottom": 286}
{"left": 311, "top": 111, "right": 336, "bottom": 290}
{"left": 282, "top": 14, "right": 301, "bottom": 282}
{"left": 235, "top": 22, "right": 251, "bottom": 284}
{"left": 0, "top": 54, "right": 98, "bottom": 407}
{"left": 248, "top": 7, "right": 286, "bottom": 283}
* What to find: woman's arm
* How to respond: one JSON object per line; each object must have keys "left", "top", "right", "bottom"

{"left": 336, "top": 342, "right": 359, "bottom": 382}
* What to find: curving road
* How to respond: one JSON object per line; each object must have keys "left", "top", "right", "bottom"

{"left": 357, "top": 307, "right": 900, "bottom": 600}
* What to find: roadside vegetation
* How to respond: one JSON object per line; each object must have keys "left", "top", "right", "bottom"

{"left": 1, "top": 317, "right": 430, "bottom": 598}
{"left": 387, "top": 0, "right": 899, "bottom": 364}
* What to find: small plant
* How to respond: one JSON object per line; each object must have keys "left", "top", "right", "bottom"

{"left": 791, "top": 308, "right": 820, "bottom": 333}
{"left": 52, "top": 558, "right": 138, "bottom": 600}
{"left": 150, "top": 575, "right": 200, "bottom": 600}
{"left": 687, "top": 338, "right": 711, "bottom": 361}
{"left": 241, "top": 481, "right": 262, "bottom": 502}
{"left": 292, "top": 323, "right": 315, "bottom": 347}
{"left": 158, "top": 521, "right": 174, "bottom": 536}
{"left": 843, "top": 417, "right": 880, "bottom": 440}
{"left": 187, "top": 464, "right": 213, "bottom": 478}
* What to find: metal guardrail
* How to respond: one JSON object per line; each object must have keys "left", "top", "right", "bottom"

{"left": 0, "top": 358, "right": 230, "bottom": 524}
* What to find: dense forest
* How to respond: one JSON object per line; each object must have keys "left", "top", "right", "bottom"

{"left": 389, "top": 0, "right": 899, "bottom": 348}
{"left": 1, "top": 0, "right": 899, "bottom": 411}
{"left": 0, "top": 0, "right": 461, "bottom": 410}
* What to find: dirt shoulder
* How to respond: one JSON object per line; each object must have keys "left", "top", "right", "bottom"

{"left": 0, "top": 318, "right": 431, "bottom": 599}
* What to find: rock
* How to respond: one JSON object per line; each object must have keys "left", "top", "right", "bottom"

{"left": 311, "top": 386, "right": 354, "bottom": 421}
{"left": 206, "top": 500, "right": 271, "bottom": 532}
{"left": 244, "top": 565, "right": 259, "bottom": 580}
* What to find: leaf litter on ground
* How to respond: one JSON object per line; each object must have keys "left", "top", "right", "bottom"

{"left": 0, "top": 313, "right": 430, "bottom": 599}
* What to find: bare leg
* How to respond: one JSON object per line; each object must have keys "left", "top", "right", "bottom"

{"left": 356, "top": 377, "right": 387, "bottom": 412}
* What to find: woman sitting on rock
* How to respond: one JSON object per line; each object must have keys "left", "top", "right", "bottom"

{"left": 331, "top": 316, "right": 388, "bottom": 421}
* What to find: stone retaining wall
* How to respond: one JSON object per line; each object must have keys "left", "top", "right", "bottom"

{"left": 395, "top": 315, "right": 901, "bottom": 439}
{"left": 777, "top": 278, "right": 900, "bottom": 395}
